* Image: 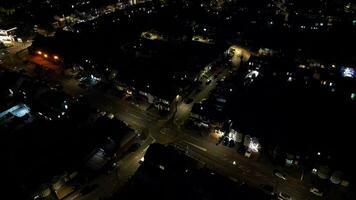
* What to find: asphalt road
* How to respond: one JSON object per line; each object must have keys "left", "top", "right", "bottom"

{"left": 1, "top": 45, "right": 318, "bottom": 200}
{"left": 171, "top": 129, "right": 311, "bottom": 200}
{"left": 174, "top": 58, "right": 238, "bottom": 126}
{"left": 57, "top": 55, "right": 315, "bottom": 200}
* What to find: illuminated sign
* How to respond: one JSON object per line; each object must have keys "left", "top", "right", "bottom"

{"left": 0, "top": 104, "right": 30, "bottom": 119}
{"left": 341, "top": 67, "right": 356, "bottom": 78}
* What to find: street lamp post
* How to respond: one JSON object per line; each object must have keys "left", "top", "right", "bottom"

{"left": 168, "top": 95, "right": 180, "bottom": 125}
{"left": 300, "top": 167, "right": 304, "bottom": 182}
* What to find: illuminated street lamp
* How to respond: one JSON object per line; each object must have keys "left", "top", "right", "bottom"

{"left": 37, "top": 51, "right": 42, "bottom": 55}
{"left": 53, "top": 55, "right": 59, "bottom": 60}
{"left": 249, "top": 142, "right": 259, "bottom": 152}
{"left": 44, "top": 54, "right": 48, "bottom": 58}
{"left": 248, "top": 137, "right": 260, "bottom": 153}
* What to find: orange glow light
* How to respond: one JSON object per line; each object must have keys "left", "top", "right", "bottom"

{"left": 53, "top": 55, "right": 59, "bottom": 60}
{"left": 44, "top": 54, "right": 48, "bottom": 58}
{"left": 37, "top": 51, "right": 42, "bottom": 55}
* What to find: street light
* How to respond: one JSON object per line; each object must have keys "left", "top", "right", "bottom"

{"left": 139, "top": 157, "right": 144, "bottom": 164}
{"left": 248, "top": 138, "right": 260, "bottom": 153}
{"left": 37, "top": 51, "right": 42, "bottom": 55}
{"left": 53, "top": 55, "right": 59, "bottom": 60}
{"left": 44, "top": 54, "right": 48, "bottom": 58}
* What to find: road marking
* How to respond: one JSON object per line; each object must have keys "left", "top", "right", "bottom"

{"left": 148, "top": 135, "right": 156, "bottom": 143}
{"left": 182, "top": 140, "right": 207, "bottom": 152}
{"left": 229, "top": 177, "right": 239, "bottom": 182}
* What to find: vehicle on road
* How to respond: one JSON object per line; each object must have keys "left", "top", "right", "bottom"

{"left": 111, "top": 162, "right": 119, "bottom": 169}
{"left": 127, "top": 143, "right": 141, "bottom": 153}
{"left": 107, "top": 113, "right": 115, "bottom": 119}
{"left": 222, "top": 137, "right": 229, "bottom": 146}
{"left": 273, "top": 169, "right": 287, "bottom": 180}
{"left": 310, "top": 187, "right": 323, "bottom": 197}
{"left": 143, "top": 32, "right": 152, "bottom": 39}
{"left": 244, "top": 149, "right": 252, "bottom": 158}
{"left": 98, "top": 110, "right": 107, "bottom": 116}
{"left": 50, "top": 83, "right": 63, "bottom": 91}
{"left": 259, "top": 184, "right": 274, "bottom": 196}
{"left": 184, "top": 98, "right": 194, "bottom": 104}
{"left": 278, "top": 192, "right": 292, "bottom": 200}
{"left": 228, "top": 140, "right": 235, "bottom": 147}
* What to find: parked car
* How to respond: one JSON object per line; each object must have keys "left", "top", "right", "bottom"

{"left": 127, "top": 143, "right": 141, "bottom": 153}
{"left": 244, "top": 149, "right": 252, "bottom": 158}
{"left": 259, "top": 184, "right": 274, "bottom": 196}
{"left": 273, "top": 169, "right": 287, "bottom": 180}
{"left": 184, "top": 98, "right": 194, "bottom": 104}
{"left": 310, "top": 187, "right": 323, "bottom": 197}
{"left": 228, "top": 140, "right": 235, "bottom": 148}
{"left": 278, "top": 192, "right": 292, "bottom": 200}
{"left": 223, "top": 137, "right": 229, "bottom": 146}
{"left": 107, "top": 113, "right": 115, "bottom": 119}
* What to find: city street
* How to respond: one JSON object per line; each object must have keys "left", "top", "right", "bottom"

{"left": 170, "top": 130, "right": 312, "bottom": 200}
{"left": 67, "top": 69, "right": 313, "bottom": 200}
{"left": 2, "top": 43, "right": 319, "bottom": 200}
{"left": 2, "top": 1, "right": 354, "bottom": 200}
{"left": 174, "top": 57, "right": 237, "bottom": 126}
{"left": 76, "top": 59, "right": 316, "bottom": 200}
